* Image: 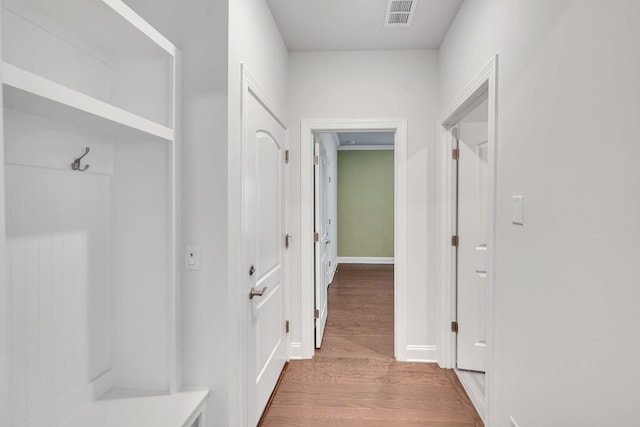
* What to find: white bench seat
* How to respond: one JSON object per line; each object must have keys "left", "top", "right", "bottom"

{"left": 65, "top": 389, "right": 209, "bottom": 427}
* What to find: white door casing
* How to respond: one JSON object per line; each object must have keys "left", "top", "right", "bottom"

{"left": 438, "top": 55, "right": 498, "bottom": 423}
{"left": 242, "top": 69, "right": 287, "bottom": 426}
{"left": 299, "top": 119, "right": 407, "bottom": 360}
{"left": 314, "top": 139, "right": 329, "bottom": 347}
{"left": 455, "top": 100, "right": 489, "bottom": 372}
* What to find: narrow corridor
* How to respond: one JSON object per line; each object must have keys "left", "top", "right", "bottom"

{"left": 261, "top": 264, "right": 483, "bottom": 426}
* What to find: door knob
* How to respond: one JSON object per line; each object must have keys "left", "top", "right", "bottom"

{"left": 249, "top": 287, "right": 267, "bottom": 299}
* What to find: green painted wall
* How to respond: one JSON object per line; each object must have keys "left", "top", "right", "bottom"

{"left": 337, "top": 150, "right": 394, "bottom": 257}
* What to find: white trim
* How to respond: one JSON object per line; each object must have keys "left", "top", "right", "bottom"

{"left": 328, "top": 261, "right": 338, "bottom": 284}
{"left": 300, "top": 118, "right": 408, "bottom": 361}
{"left": 288, "top": 342, "right": 303, "bottom": 360}
{"left": 0, "top": 56, "right": 7, "bottom": 427}
{"left": 337, "top": 144, "right": 394, "bottom": 151}
{"left": 102, "top": 0, "right": 178, "bottom": 55}
{"left": 405, "top": 345, "right": 438, "bottom": 363}
{"left": 169, "top": 49, "right": 182, "bottom": 394}
{"left": 337, "top": 257, "right": 394, "bottom": 264}
{"left": 437, "top": 55, "right": 498, "bottom": 423}
{"left": 242, "top": 70, "right": 287, "bottom": 130}
{"left": 455, "top": 369, "right": 486, "bottom": 424}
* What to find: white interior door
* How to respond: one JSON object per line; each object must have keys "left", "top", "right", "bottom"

{"left": 244, "top": 83, "right": 287, "bottom": 426}
{"left": 456, "top": 99, "right": 489, "bottom": 372}
{"left": 314, "top": 139, "right": 329, "bottom": 348}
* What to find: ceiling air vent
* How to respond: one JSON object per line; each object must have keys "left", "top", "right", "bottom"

{"left": 385, "top": 0, "right": 417, "bottom": 27}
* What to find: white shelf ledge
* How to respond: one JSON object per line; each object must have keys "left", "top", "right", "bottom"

{"left": 65, "top": 389, "right": 209, "bottom": 427}
{"left": 3, "top": 0, "right": 176, "bottom": 56}
{"left": 2, "top": 62, "right": 174, "bottom": 142}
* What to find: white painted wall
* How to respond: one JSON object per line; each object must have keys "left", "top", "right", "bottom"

{"left": 227, "top": 1, "right": 288, "bottom": 426}
{"left": 179, "top": 90, "right": 229, "bottom": 423}
{"left": 4, "top": 111, "right": 114, "bottom": 424}
{"left": 316, "top": 133, "right": 338, "bottom": 279}
{"left": 0, "top": 25, "right": 8, "bottom": 422}
{"left": 288, "top": 50, "right": 439, "bottom": 361}
{"left": 439, "top": 1, "right": 640, "bottom": 425}
{"left": 121, "top": 0, "right": 231, "bottom": 424}
{"left": 5, "top": 114, "right": 111, "bottom": 408}
{"left": 111, "top": 140, "right": 170, "bottom": 391}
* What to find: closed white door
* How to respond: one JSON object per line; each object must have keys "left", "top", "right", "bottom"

{"left": 456, "top": 99, "right": 489, "bottom": 372}
{"left": 314, "top": 139, "right": 329, "bottom": 347}
{"left": 244, "top": 82, "right": 287, "bottom": 425}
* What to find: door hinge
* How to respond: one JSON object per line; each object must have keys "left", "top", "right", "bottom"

{"left": 285, "top": 233, "right": 292, "bottom": 249}
{"left": 452, "top": 148, "right": 460, "bottom": 160}
{"left": 284, "top": 149, "right": 290, "bottom": 164}
{"left": 285, "top": 320, "right": 290, "bottom": 333}
{"left": 313, "top": 232, "right": 319, "bottom": 242}
{"left": 313, "top": 155, "right": 319, "bottom": 165}
{"left": 451, "top": 321, "right": 459, "bottom": 333}
{"left": 451, "top": 235, "right": 459, "bottom": 247}
{"left": 314, "top": 309, "right": 320, "bottom": 319}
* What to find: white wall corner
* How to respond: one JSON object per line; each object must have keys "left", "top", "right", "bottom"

{"left": 328, "top": 132, "right": 340, "bottom": 150}
{"left": 328, "top": 262, "right": 338, "bottom": 284}
{"left": 405, "top": 345, "right": 439, "bottom": 363}
{"left": 289, "top": 342, "right": 303, "bottom": 360}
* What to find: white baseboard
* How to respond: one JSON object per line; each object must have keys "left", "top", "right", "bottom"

{"left": 289, "top": 342, "right": 303, "bottom": 359}
{"left": 455, "top": 369, "right": 486, "bottom": 423}
{"left": 405, "top": 345, "right": 438, "bottom": 362}
{"left": 337, "top": 257, "right": 395, "bottom": 264}
{"left": 328, "top": 262, "right": 337, "bottom": 283}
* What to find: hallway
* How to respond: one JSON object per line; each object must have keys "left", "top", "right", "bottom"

{"left": 261, "top": 264, "right": 483, "bottom": 426}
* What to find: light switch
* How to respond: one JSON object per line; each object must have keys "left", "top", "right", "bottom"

{"left": 185, "top": 245, "right": 201, "bottom": 271}
{"left": 512, "top": 196, "right": 524, "bottom": 225}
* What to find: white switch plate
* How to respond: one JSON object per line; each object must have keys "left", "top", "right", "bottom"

{"left": 512, "top": 195, "right": 524, "bottom": 225}
{"left": 185, "top": 245, "right": 201, "bottom": 271}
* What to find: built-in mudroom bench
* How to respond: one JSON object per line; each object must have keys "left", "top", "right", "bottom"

{"left": 1, "top": 0, "right": 208, "bottom": 425}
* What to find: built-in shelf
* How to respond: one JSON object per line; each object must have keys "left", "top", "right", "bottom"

{"left": 2, "top": 0, "right": 175, "bottom": 57}
{"left": 2, "top": 62, "right": 173, "bottom": 141}
{"left": 2, "top": 0, "right": 196, "bottom": 425}
{"left": 65, "top": 389, "right": 209, "bottom": 427}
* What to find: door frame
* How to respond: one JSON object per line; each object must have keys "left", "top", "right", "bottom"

{"left": 437, "top": 55, "right": 498, "bottom": 422}
{"left": 237, "top": 64, "right": 288, "bottom": 426}
{"left": 299, "top": 118, "right": 408, "bottom": 360}
{"left": 313, "top": 139, "right": 329, "bottom": 348}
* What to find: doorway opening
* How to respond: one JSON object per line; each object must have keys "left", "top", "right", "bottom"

{"left": 438, "top": 56, "right": 497, "bottom": 423}
{"left": 312, "top": 131, "right": 395, "bottom": 348}
{"left": 299, "top": 119, "right": 408, "bottom": 360}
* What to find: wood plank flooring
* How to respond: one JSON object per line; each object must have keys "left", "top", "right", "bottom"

{"left": 260, "top": 264, "right": 484, "bottom": 426}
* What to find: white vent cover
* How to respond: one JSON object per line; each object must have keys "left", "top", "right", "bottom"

{"left": 385, "top": 0, "right": 418, "bottom": 27}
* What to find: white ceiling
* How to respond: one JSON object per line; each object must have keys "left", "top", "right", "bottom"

{"left": 266, "top": 0, "right": 464, "bottom": 51}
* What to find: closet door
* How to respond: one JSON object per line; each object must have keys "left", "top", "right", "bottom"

{"left": 456, "top": 99, "right": 489, "bottom": 373}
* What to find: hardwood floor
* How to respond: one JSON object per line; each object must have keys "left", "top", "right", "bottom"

{"left": 260, "top": 264, "right": 483, "bottom": 426}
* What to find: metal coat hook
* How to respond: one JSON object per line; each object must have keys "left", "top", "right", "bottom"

{"left": 71, "top": 147, "right": 90, "bottom": 171}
